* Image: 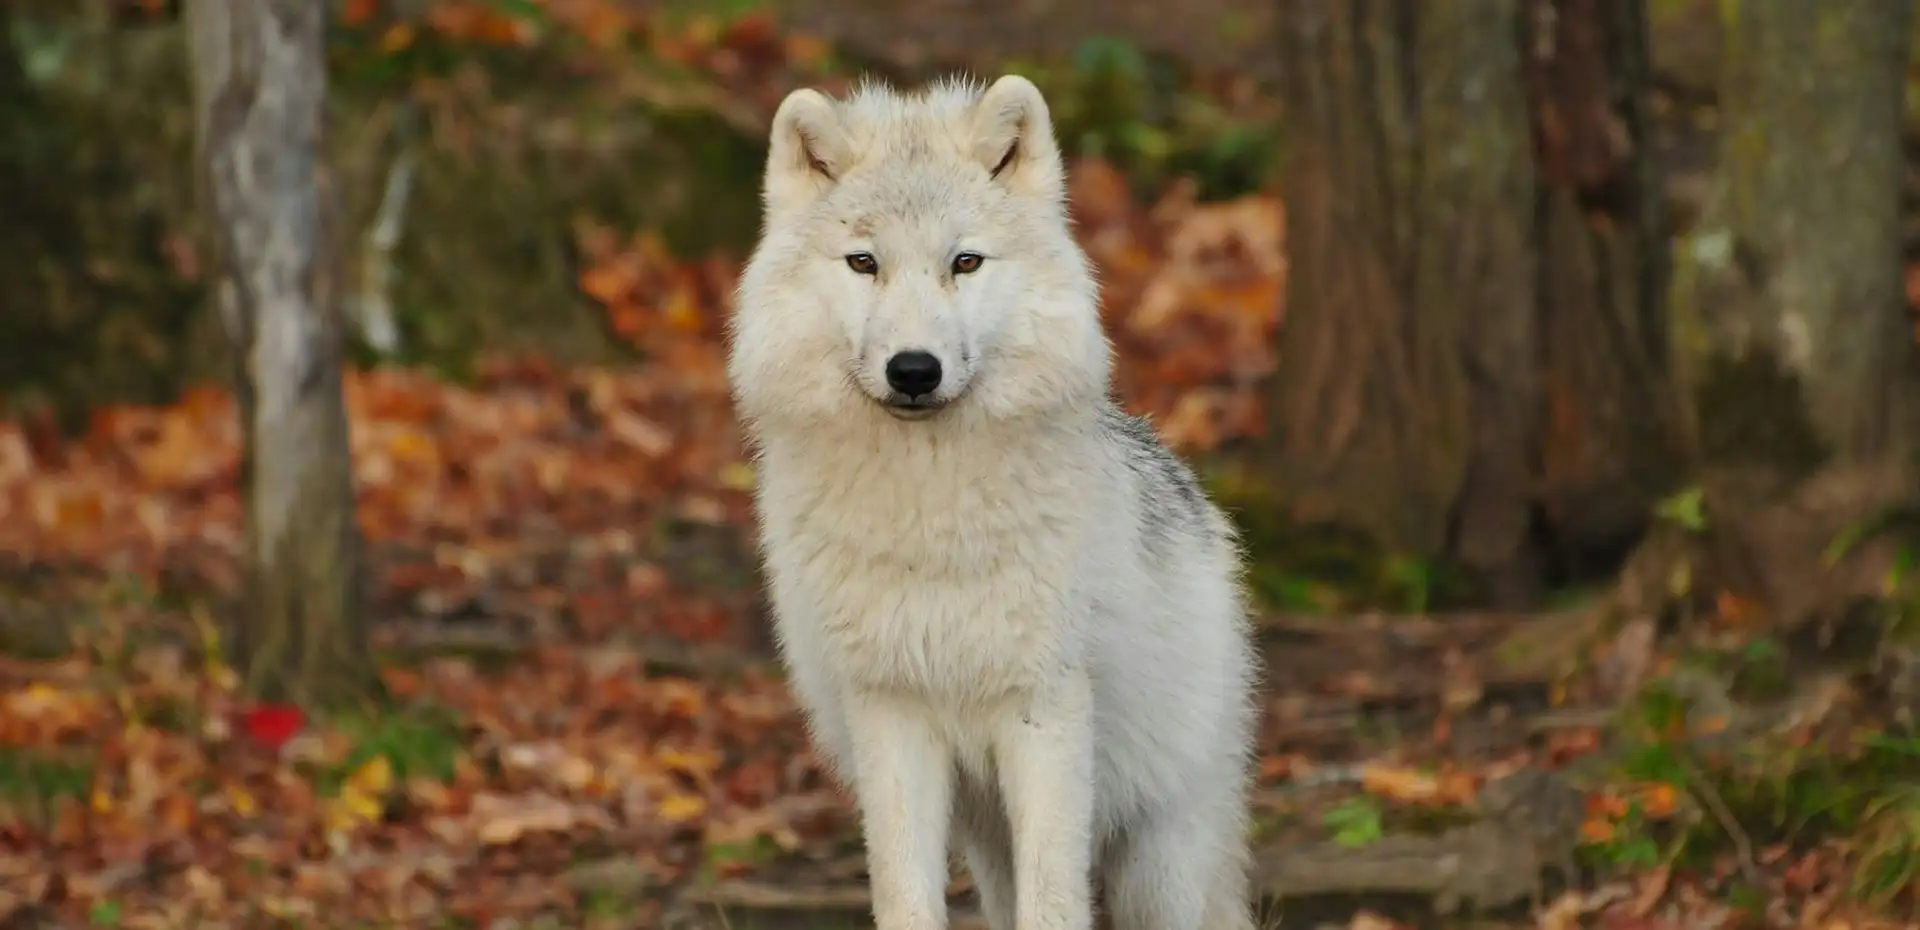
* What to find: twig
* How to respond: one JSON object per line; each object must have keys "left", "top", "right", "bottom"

{"left": 1524, "top": 707, "right": 1615, "bottom": 734}
{"left": 615, "top": 67, "right": 769, "bottom": 138}
{"left": 1678, "top": 754, "right": 1762, "bottom": 888}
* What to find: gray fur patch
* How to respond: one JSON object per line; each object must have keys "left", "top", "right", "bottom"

{"left": 1100, "top": 403, "right": 1214, "bottom": 554}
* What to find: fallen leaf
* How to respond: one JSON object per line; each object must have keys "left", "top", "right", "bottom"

{"left": 239, "top": 704, "right": 308, "bottom": 751}
{"left": 1535, "top": 891, "right": 1586, "bottom": 930}
{"left": 1637, "top": 782, "right": 1679, "bottom": 820}
{"left": 1359, "top": 764, "right": 1444, "bottom": 805}
{"left": 1348, "top": 911, "right": 1404, "bottom": 930}
{"left": 472, "top": 791, "right": 608, "bottom": 846}
{"left": 657, "top": 791, "right": 708, "bottom": 825}
{"left": 1627, "top": 863, "right": 1671, "bottom": 917}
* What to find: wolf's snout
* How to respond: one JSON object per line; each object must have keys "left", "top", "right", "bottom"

{"left": 884, "top": 350, "right": 943, "bottom": 397}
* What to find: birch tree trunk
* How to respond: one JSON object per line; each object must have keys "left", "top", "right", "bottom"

{"left": 186, "top": 0, "right": 375, "bottom": 706}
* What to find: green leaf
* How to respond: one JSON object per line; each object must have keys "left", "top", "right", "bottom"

{"left": 89, "top": 900, "right": 123, "bottom": 928}
{"left": 1322, "top": 796, "right": 1384, "bottom": 849}
{"left": 1655, "top": 486, "right": 1707, "bottom": 532}
{"left": 1613, "top": 835, "right": 1660, "bottom": 866}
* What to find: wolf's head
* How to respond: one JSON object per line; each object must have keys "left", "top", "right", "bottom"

{"left": 729, "top": 75, "right": 1109, "bottom": 431}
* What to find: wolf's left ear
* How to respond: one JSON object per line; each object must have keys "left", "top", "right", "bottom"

{"left": 765, "top": 88, "right": 847, "bottom": 215}
{"left": 969, "top": 75, "right": 1064, "bottom": 201}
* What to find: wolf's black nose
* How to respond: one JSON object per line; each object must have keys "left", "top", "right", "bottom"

{"left": 884, "top": 351, "right": 943, "bottom": 397}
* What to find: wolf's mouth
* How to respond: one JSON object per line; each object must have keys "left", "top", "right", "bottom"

{"left": 881, "top": 396, "right": 947, "bottom": 421}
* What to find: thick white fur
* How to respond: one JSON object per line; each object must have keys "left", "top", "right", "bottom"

{"left": 728, "top": 74, "right": 1258, "bottom": 930}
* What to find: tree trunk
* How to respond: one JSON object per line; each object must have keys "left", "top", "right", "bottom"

{"left": 186, "top": 0, "right": 375, "bottom": 707}
{"left": 1666, "top": 0, "right": 1917, "bottom": 626}
{"left": 1674, "top": 1, "right": 1914, "bottom": 473}
{"left": 1525, "top": 0, "right": 1691, "bottom": 580}
{"left": 1269, "top": 0, "right": 1532, "bottom": 579}
{"left": 1269, "top": 0, "right": 1685, "bottom": 603}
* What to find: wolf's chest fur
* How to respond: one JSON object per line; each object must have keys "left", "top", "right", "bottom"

{"left": 755, "top": 426, "right": 1101, "bottom": 700}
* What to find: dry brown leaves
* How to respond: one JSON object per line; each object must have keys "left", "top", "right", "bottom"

{"left": 0, "top": 142, "right": 1283, "bottom": 924}
{"left": 579, "top": 154, "right": 1287, "bottom": 454}
{"left": 0, "top": 635, "right": 837, "bottom": 926}
{"left": 334, "top": 0, "right": 848, "bottom": 126}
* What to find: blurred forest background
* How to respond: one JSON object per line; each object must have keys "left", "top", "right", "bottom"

{"left": 4, "top": 1, "right": 1920, "bottom": 928}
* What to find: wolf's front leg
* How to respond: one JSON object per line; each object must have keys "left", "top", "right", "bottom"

{"left": 844, "top": 692, "right": 955, "bottom": 930}
{"left": 997, "top": 668, "right": 1096, "bottom": 930}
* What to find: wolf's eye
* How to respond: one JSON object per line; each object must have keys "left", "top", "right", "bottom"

{"left": 951, "top": 252, "right": 985, "bottom": 275}
{"left": 845, "top": 252, "right": 879, "bottom": 275}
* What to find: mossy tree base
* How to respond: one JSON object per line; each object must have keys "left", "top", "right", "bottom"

{"left": 1664, "top": 1, "right": 1919, "bottom": 632}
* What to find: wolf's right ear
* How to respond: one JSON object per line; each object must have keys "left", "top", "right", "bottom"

{"left": 765, "top": 88, "right": 845, "bottom": 215}
{"left": 969, "top": 75, "right": 1064, "bottom": 201}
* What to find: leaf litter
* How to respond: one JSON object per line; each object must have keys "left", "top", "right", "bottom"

{"left": 10, "top": 4, "right": 1919, "bottom": 927}
{"left": 0, "top": 127, "right": 1287, "bottom": 926}
{"left": 0, "top": 105, "right": 1904, "bottom": 930}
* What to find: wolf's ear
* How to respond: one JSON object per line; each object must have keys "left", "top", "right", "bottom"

{"left": 969, "top": 75, "right": 1064, "bottom": 200}
{"left": 765, "top": 88, "right": 846, "bottom": 214}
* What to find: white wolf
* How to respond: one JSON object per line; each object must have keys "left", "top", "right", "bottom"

{"left": 727, "top": 74, "right": 1258, "bottom": 930}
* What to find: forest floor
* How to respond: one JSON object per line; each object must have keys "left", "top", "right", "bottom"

{"left": 4, "top": 151, "right": 1916, "bottom": 930}
{"left": 4, "top": 3, "right": 1920, "bottom": 929}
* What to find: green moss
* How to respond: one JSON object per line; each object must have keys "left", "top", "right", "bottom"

{"left": 1019, "top": 40, "right": 1283, "bottom": 203}
{"left": 1203, "top": 465, "right": 1478, "bottom": 613}
{"left": 1692, "top": 350, "right": 1827, "bottom": 475}
{"left": 0, "top": 13, "right": 207, "bottom": 426}
{"left": 1646, "top": 0, "right": 1702, "bottom": 27}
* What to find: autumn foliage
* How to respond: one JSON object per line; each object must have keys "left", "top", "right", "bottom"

{"left": 16, "top": 3, "right": 1919, "bottom": 928}
{"left": 0, "top": 104, "right": 1285, "bottom": 922}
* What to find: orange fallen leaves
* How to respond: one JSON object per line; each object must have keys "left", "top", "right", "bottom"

{"left": 333, "top": 0, "right": 844, "bottom": 131}
{"left": 1, "top": 682, "right": 99, "bottom": 742}
{"left": 0, "top": 641, "right": 836, "bottom": 926}
{"left": 423, "top": 1, "right": 539, "bottom": 47}
{"left": 1581, "top": 780, "right": 1688, "bottom": 845}
{"left": 573, "top": 155, "right": 1287, "bottom": 456}
{"left": 1637, "top": 781, "right": 1682, "bottom": 820}
{"left": 340, "top": 0, "right": 380, "bottom": 28}
{"left": 1070, "top": 160, "right": 1286, "bottom": 448}
{"left": 0, "top": 27, "right": 1287, "bottom": 925}
{"left": 1356, "top": 762, "right": 1480, "bottom": 806}
{"left": 1, "top": 352, "right": 761, "bottom": 650}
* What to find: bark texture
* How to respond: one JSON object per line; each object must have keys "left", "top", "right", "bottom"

{"left": 1664, "top": 0, "right": 1918, "bottom": 629}
{"left": 1525, "top": 0, "right": 1690, "bottom": 578}
{"left": 1672, "top": 0, "right": 1915, "bottom": 473}
{"left": 187, "top": 0, "right": 375, "bottom": 706}
{"left": 1271, "top": 0, "right": 1533, "bottom": 574}
{"left": 1270, "top": 0, "right": 1684, "bottom": 600}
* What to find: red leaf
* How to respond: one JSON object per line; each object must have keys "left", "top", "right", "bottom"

{"left": 239, "top": 704, "right": 308, "bottom": 750}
